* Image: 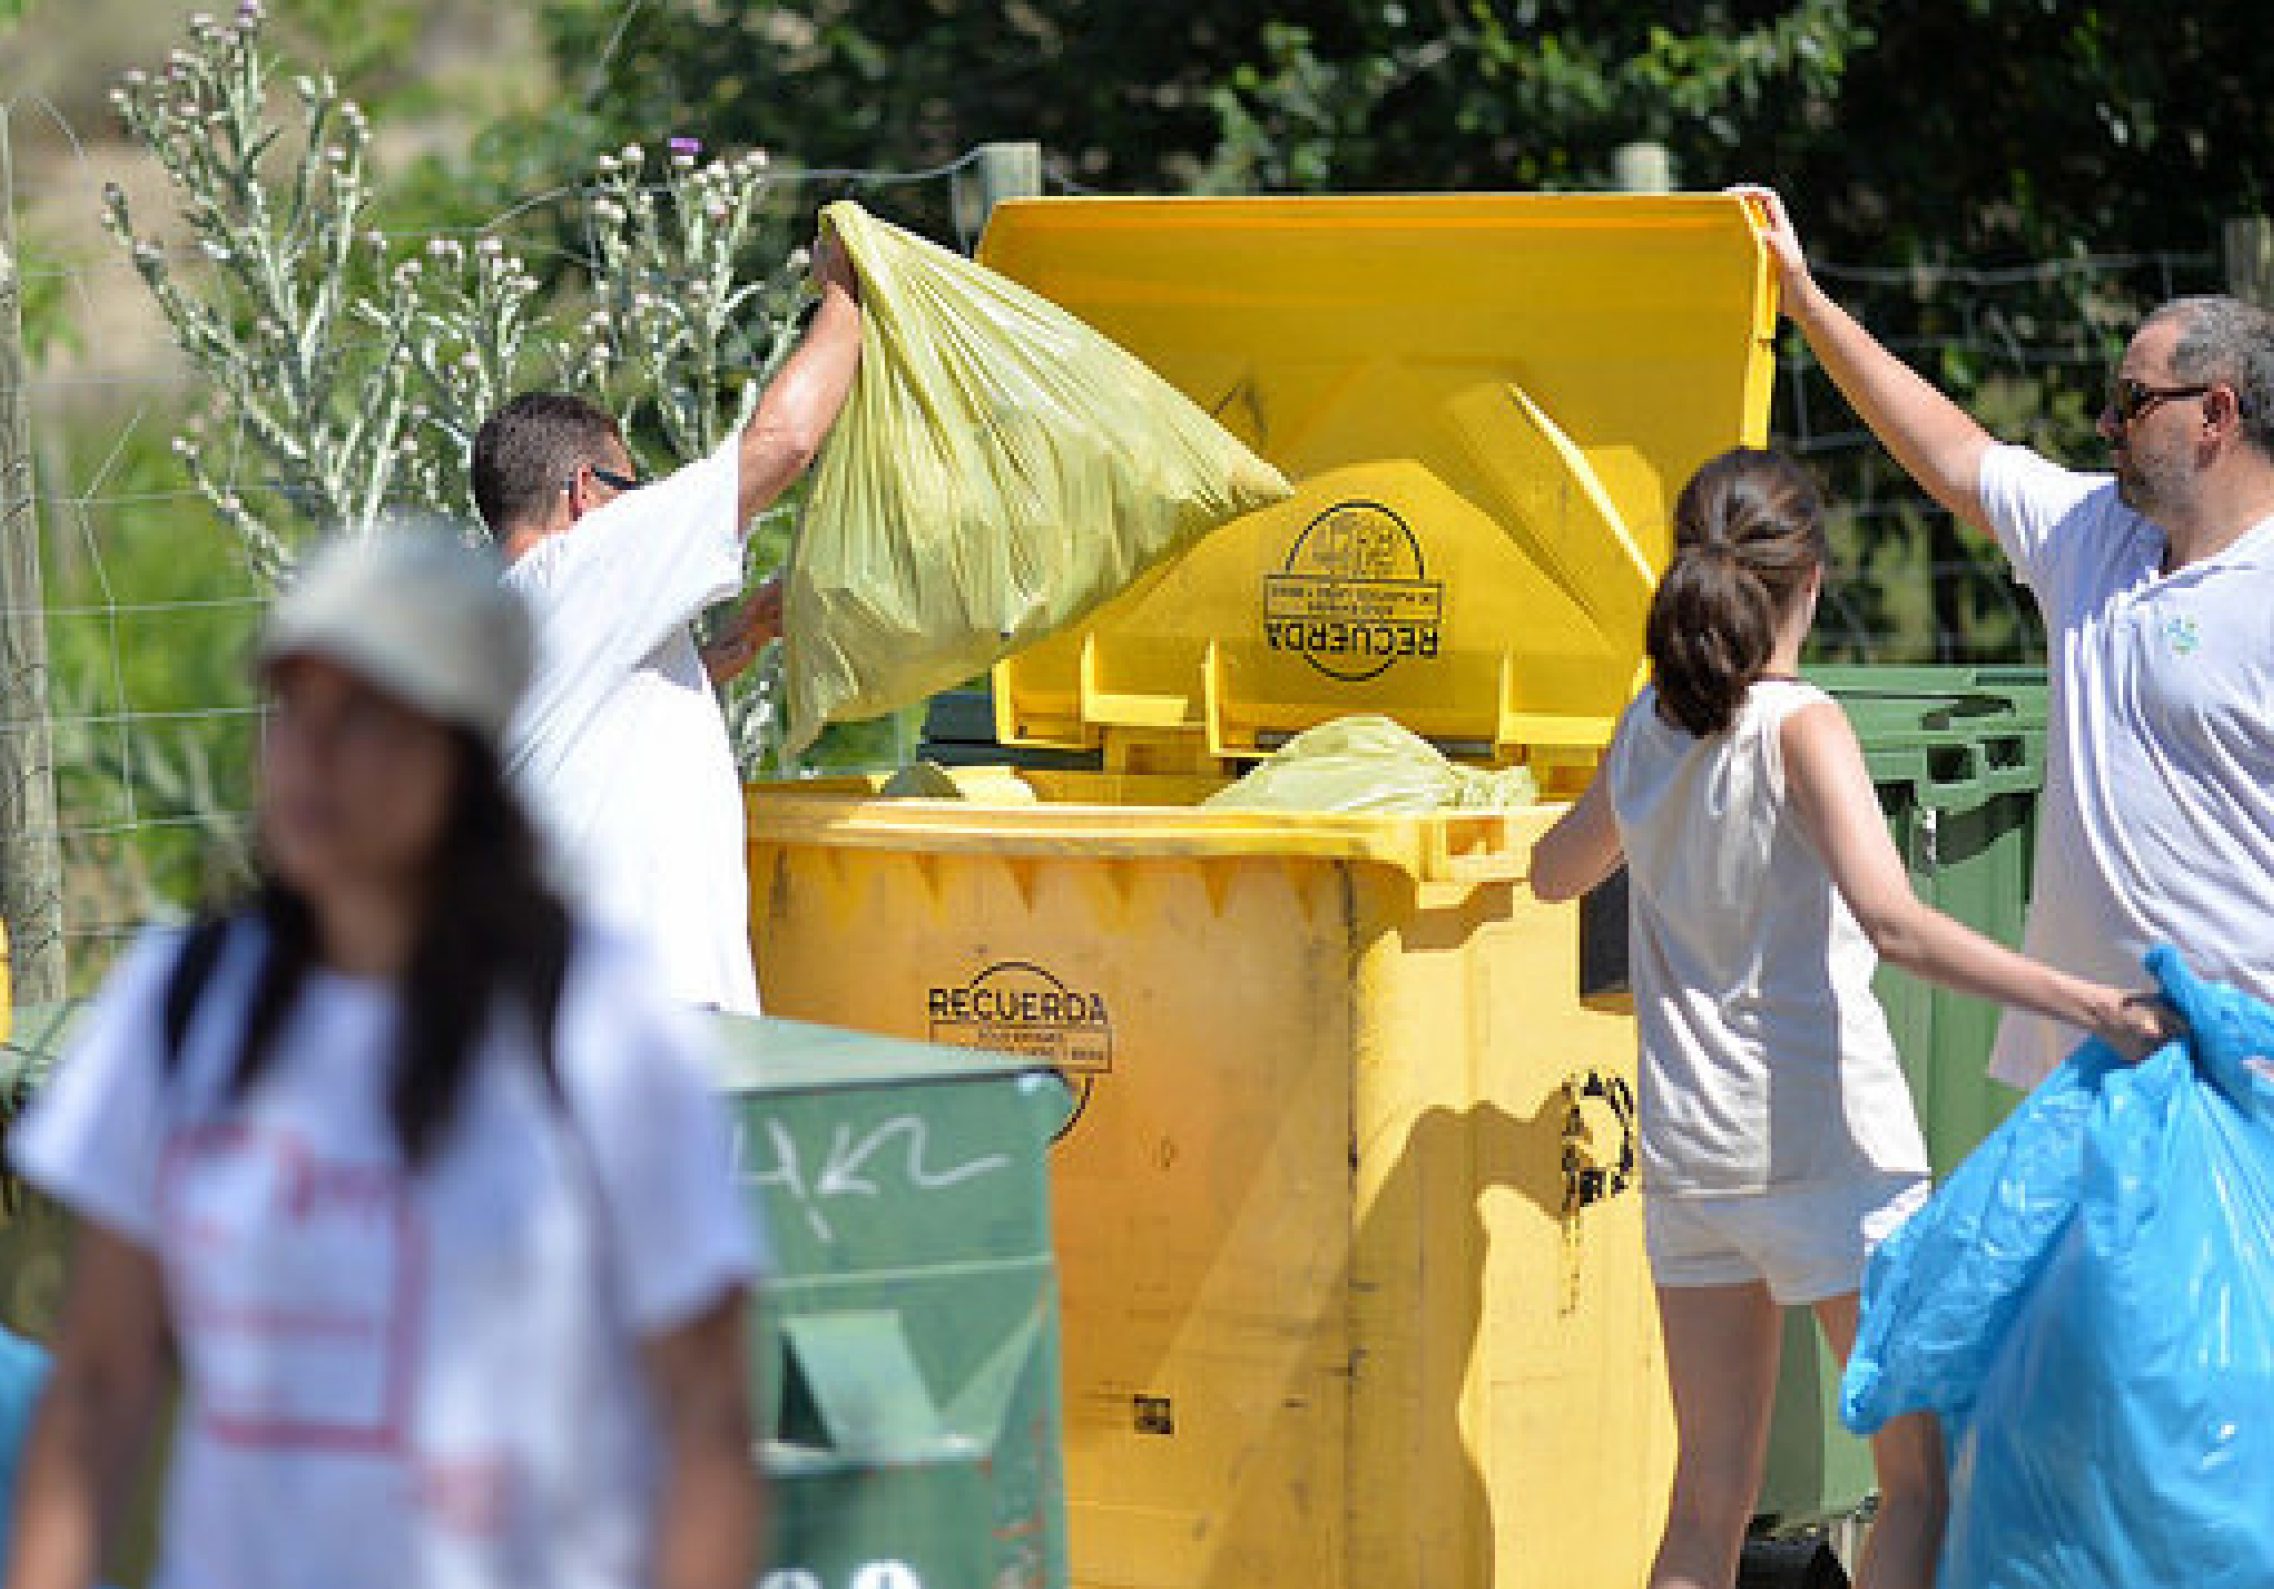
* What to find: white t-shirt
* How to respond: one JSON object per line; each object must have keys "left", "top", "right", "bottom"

{"left": 1979, "top": 444, "right": 2274, "bottom": 1087}
{"left": 504, "top": 440, "right": 760, "bottom": 1013}
{"left": 1606, "top": 680, "right": 1930, "bottom": 1196}
{"left": 11, "top": 922, "right": 761, "bottom": 1589}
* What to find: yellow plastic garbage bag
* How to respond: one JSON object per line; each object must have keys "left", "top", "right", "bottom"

{"left": 781, "top": 200, "right": 1293, "bottom": 755}
{"left": 1201, "top": 716, "right": 1541, "bottom": 814}
{"left": 874, "top": 762, "right": 1043, "bottom": 805}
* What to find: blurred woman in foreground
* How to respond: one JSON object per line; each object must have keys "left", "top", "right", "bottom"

{"left": 7, "top": 534, "right": 763, "bottom": 1589}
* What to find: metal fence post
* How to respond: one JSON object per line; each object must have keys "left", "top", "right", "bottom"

{"left": 0, "top": 105, "right": 68, "bottom": 1002}
{"left": 952, "top": 141, "right": 1044, "bottom": 253}
{"left": 2224, "top": 216, "right": 2274, "bottom": 307}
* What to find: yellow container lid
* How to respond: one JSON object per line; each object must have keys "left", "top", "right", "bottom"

{"left": 975, "top": 192, "right": 1779, "bottom": 772}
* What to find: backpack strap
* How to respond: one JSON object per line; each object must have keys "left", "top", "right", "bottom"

{"left": 161, "top": 915, "right": 235, "bottom": 1077}
{"left": 530, "top": 922, "right": 573, "bottom": 1109}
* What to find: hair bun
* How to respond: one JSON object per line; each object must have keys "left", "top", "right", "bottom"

{"left": 1645, "top": 448, "right": 1828, "bottom": 737}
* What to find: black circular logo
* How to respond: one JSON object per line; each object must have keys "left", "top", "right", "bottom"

{"left": 1262, "top": 500, "right": 1445, "bottom": 683}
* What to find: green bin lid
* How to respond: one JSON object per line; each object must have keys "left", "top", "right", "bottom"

{"left": 707, "top": 1013, "right": 1061, "bottom": 1099}
{"left": 0, "top": 1002, "right": 1057, "bottom": 1114}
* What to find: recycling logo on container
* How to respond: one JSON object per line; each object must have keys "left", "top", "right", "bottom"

{"left": 1262, "top": 499, "right": 1445, "bottom": 682}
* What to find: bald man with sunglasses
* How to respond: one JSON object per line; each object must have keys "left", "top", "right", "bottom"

{"left": 1743, "top": 187, "right": 2274, "bottom": 1088}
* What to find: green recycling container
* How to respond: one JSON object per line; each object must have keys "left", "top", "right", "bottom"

{"left": 1836, "top": 668, "right": 2046, "bottom": 1170}
{"left": 719, "top": 1016, "right": 1072, "bottom": 1589}
{"left": 1754, "top": 668, "right": 2047, "bottom": 1531}
{"left": 0, "top": 1003, "right": 1073, "bottom": 1589}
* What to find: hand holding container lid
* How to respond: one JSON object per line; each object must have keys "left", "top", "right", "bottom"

{"left": 750, "top": 192, "right": 1783, "bottom": 1589}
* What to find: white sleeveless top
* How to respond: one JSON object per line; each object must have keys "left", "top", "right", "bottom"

{"left": 1604, "top": 679, "right": 1928, "bottom": 1196}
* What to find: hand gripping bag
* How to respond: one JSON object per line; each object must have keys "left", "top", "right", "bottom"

{"left": 781, "top": 201, "right": 1292, "bottom": 755}
{"left": 1844, "top": 947, "right": 2274, "bottom": 1589}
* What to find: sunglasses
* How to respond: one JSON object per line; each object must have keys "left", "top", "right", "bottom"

{"left": 2105, "top": 377, "right": 2211, "bottom": 426}
{"left": 564, "top": 466, "right": 643, "bottom": 497}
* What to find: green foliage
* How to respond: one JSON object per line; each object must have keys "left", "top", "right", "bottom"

{"left": 37, "top": 0, "right": 2274, "bottom": 962}
{"left": 473, "top": 0, "right": 2268, "bottom": 666}
{"left": 101, "top": 6, "right": 814, "bottom": 573}
{"left": 42, "top": 434, "right": 262, "bottom": 940}
{"left": 1791, "top": 2, "right": 2270, "bottom": 260}
{"left": 98, "top": 8, "right": 869, "bottom": 770}
{"left": 500, "top": 2, "right": 1875, "bottom": 215}
{"left": 101, "top": 8, "right": 432, "bottom": 582}
{"left": 265, "top": 0, "right": 429, "bottom": 107}
{"left": 9, "top": 231, "right": 74, "bottom": 366}
{"left": 581, "top": 140, "right": 805, "bottom": 464}
{"left": 503, "top": 0, "right": 2260, "bottom": 286}
{"left": 1197, "top": 2, "right": 1874, "bottom": 194}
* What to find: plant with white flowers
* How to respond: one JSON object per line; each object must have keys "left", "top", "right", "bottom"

{"left": 103, "top": 2, "right": 421, "bottom": 584}
{"left": 103, "top": 3, "right": 805, "bottom": 586}
{"left": 586, "top": 137, "right": 807, "bottom": 462}
{"left": 579, "top": 137, "right": 813, "bottom": 768}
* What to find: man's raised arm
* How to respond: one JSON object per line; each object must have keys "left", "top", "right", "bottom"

{"left": 735, "top": 239, "right": 863, "bottom": 527}
{"left": 1739, "top": 186, "right": 1999, "bottom": 533}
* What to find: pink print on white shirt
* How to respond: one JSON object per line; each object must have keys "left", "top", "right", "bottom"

{"left": 158, "top": 1122, "right": 425, "bottom": 1453}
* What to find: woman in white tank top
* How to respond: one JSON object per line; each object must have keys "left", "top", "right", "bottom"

{"left": 1533, "top": 449, "right": 2170, "bottom": 1589}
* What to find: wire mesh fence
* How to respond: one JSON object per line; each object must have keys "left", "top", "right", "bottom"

{"left": 0, "top": 92, "right": 2238, "bottom": 986}
{"left": 2, "top": 94, "right": 1023, "bottom": 985}
{"left": 1782, "top": 247, "right": 2226, "bottom": 663}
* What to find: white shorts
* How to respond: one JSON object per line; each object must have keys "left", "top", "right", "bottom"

{"left": 1646, "top": 1173, "right": 1931, "bottom": 1306}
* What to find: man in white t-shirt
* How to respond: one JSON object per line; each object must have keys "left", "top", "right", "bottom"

{"left": 474, "top": 246, "right": 861, "bottom": 1013}
{"left": 1746, "top": 187, "right": 2274, "bottom": 1087}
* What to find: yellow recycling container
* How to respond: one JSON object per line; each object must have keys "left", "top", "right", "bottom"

{"left": 755, "top": 788, "right": 1667, "bottom": 1588}
{"left": 750, "top": 193, "right": 1780, "bottom": 1589}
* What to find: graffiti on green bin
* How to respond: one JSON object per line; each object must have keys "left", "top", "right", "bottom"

{"left": 734, "top": 1114, "right": 1010, "bottom": 1245}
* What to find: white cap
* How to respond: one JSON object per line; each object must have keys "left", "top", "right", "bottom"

{"left": 257, "top": 532, "right": 532, "bottom": 746}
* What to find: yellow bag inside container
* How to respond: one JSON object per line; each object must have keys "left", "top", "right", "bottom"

{"left": 1202, "top": 716, "right": 1540, "bottom": 814}
{"left": 781, "top": 201, "right": 1293, "bottom": 755}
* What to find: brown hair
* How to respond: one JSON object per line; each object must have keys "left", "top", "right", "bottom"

{"left": 1644, "top": 448, "right": 1828, "bottom": 737}
{"left": 470, "top": 391, "right": 626, "bottom": 536}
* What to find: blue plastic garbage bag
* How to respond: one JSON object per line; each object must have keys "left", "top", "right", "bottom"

{"left": 1839, "top": 1036, "right": 2122, "bottom": 1433}
{"left": 1843, "top": 946, "right": 2274, "bottom": 1588}
{"left": 0, "top": 1325, "right": 51, "bottom": 1560}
